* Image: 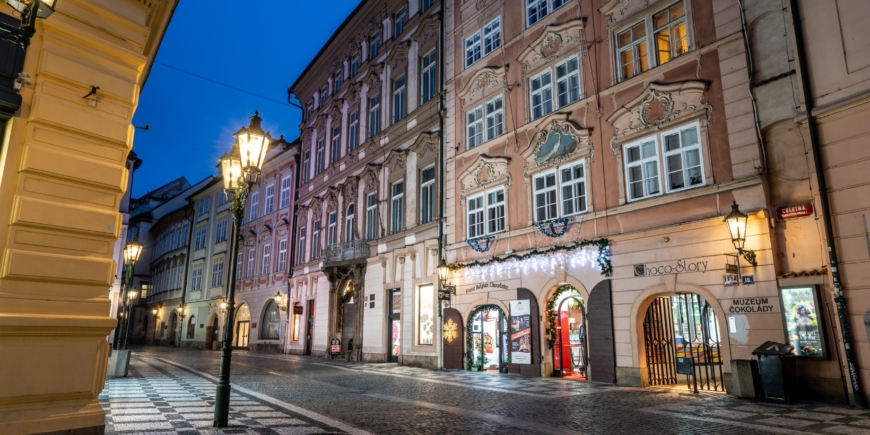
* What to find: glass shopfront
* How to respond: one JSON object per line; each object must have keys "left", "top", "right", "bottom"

{"left": 470, "top": 307, "right": 507, "bottom": 372}
{"left": 553, "top": 289, "right": 587, "bottom": 380}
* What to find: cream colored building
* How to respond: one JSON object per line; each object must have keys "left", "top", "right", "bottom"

{"left": 0, "top": 0, "right": 177, "bottom": 433}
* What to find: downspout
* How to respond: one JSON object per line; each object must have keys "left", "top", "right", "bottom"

{"left": 287, "top": 147, "right": 300, "bottom": 355}
{"left": 179, "top": 204, "right": 195, "bottom": 347}
{"left": 789, "top": 0, "right": 865, "bottom": 408}
{"left": 437, "top": 3, "right": 446, "bottom": 371}
{"left": 736, "top": 0, "right": 767, "bottom": 174}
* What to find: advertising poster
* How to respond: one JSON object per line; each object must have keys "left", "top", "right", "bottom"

{"left": 509, "top": 300, "right": 531, "bottom": 364}
{"left": 779, "top": 286, "right": 826, "bottom": 358}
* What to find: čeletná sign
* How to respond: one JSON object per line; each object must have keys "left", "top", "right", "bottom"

{"left": 776, "top": 202, "right": 814, "bottom": 221}
{"left": 724, "top": 297, "right": 780, "bottom": 313}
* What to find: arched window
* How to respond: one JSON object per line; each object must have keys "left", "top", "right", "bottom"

{"left": 260, "top": 300, "right": 281, "bottom": 340}
{"left": 345, "top": 204, "right": 356, "bottom": 242}
{"left": 187, "top": 315, "right": 196, "bottom": 339}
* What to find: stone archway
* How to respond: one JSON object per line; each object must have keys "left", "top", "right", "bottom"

{"left": 325, "top": 265, "right": 366, "bottom": 361}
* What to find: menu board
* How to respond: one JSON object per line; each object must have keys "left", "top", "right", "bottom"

{"left": 779, "top": 286, "right": 827, "bottom": 358}
{"left": 509, "top": 300, "right": 531, "bottom": 364}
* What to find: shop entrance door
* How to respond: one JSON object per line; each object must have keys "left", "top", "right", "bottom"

{"left": 470, "top": 307, "right": 507, "bottom": 372}
{"left": 554, "top": 297, "right": 587, "bottom": 380}
{"left": 388, "top": 289, "right": 401, "bottom": 363}
{"left": 235, "top": 321, "right": 250, "bottom": 347}
{"left": 304, "top": 300, "right": 314, "bottom": 356}
{"left": 169, "top": 313, "right": 177, "bottom": 345}
{"left": 643, "top": 294, "right": 724, "bottom": 392}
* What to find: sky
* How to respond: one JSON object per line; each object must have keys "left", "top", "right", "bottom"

{"left": 130, "top": 0, "right": 361, "bottom": 197}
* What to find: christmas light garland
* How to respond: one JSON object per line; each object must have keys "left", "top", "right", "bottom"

{"left": 465, "top": 235, "right": 494, "bottom": 253}
{"left": 450, "top": 239, "right": 612, "bottom": 282}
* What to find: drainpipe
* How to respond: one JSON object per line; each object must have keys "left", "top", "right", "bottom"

{"left": 436, "top": 3, "right": 446, "bottom": 371}
{"left": 789, "top": 0, "right": 865, "bottom": 408}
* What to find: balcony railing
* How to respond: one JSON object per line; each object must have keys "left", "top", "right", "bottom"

{"left": 323, "top": 240, "right": 371, "bottom": 263}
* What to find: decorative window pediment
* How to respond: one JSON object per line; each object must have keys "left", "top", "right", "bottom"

{"left": 313, "top": 111, "right": 329, "bottom": 131}
{"left": 347, "top": 82, "right": 363, "bottom": 105}
{"left": 521, "top": 117, "right": 593, "bottom": 177}
{"left": 458, "top": 66, "right": 506, "bottom": 108}
{"left": 385, "top": 149, "right": 409, "bottom": 176}
{"left": 276, "top": 217, "right": 290, "bottom": 228}
{"left": 295, "top": 205, "right": 308, "bottom": 219}
{"left": 387, "top": 41, "right": 410, "bottom": 70}
{"left": 366, "top": 63, "right": 385, "bottom": 89}
{"left": 362, "top": 163, "right": 382, "bottom": 194}
{"left": 310, "top": 196, "right": 323, "bottom": 211}
{"left": 412, "top": 15, "right": 440, "bottom": 47}
{"left": 410, "top": 131, "right": 440, "bottom": 160}
{"left": 325, "top": 188, "right": 339, "bottom": 213}
{"left": 342, "top": 176, "right": 359, "bottom": 200}
{"left": 606, "top": 81, "right": 713, "bottom": 156}
{"left": 458, "top": 155, "right": 512, "bottom": 202}
{"left": 329, "top": 104, "right": 343, "bottom": 122}
{"left": 517, "top": 20, "right": 585, "bottom": 77}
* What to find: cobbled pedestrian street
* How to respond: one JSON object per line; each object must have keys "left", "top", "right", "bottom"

{"left": 99, "top": 347, "right": 870, "bottom": 435}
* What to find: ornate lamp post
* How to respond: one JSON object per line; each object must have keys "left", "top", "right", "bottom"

{"left": 214, "top": 111, "right": 271, "bottom": 428}
{"left": 437, "top": 259, "right": 456, "bottom": 308}
{"left": 723, "top": 201, "right": 757, "bottom": 266}
{"left": 115, "top": 235, "right": 142, "bottom": 350}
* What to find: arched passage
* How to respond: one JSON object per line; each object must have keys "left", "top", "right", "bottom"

{"left": 547, "top": 285, "right": 587, "bottom": 380}
{"left": 234, "top": 303, "right": 251, "bottom": 348}
{"left": 466, "top": 304, "right": 507, "bottom": 372}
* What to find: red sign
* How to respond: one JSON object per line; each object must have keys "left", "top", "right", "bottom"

{"left": 293, "top": 305, "right": 303, "bottom": 314}
{"left": 776, "top": 203, "right": 814, "bottom": 221}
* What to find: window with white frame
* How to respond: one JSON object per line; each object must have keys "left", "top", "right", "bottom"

{"left": 215, "top": 216, "right": 227, "bottom": 243}
{"left": 316, "top": 138, "right": 325, "bottom": 175}
{"left": 250, "top": 191, "right": 259, "bottom": 221}
{"left": 328, "top": 212, "right": 337, "bottom": 246}
{"left": 218, "top": 190, "right": 227, "bottom": 206}
{"left": 349, "top": 111, "right": 360, "bottom": 151}
{"left": 265, "top": 184, "right": 275, "bottom": 214}
{"left": 302, "top": 150, "right": 311, "bottom": 183}
{"left": 320, "top": 86, "right": 328, "bottom": 107}
{"left": 211, "top": 257, "right": 224, "bottom": 287}
{"left": 465, "top": 17, "right": 500, "bottom": 68}
{"left": 370, "top": 33, "right": 381, "bottom": 59}
{"left": 333, "top": 71, "right": 343, "bottom": 94}
{"left": 345, "top": 204, "right": 355, "bottom": 242}
{"left": 191, "top": 263, "right": 203, "bottom": 291}
{"left": 312, "top": 220, "right": 321, "bottom": 259}
{"left": 560, "top": 162, "right": 587, "bottom": 216}
{"left": 366, "top": 193, "right": 378, "bottom": 240}
{"left": 280, "top": 176, "right": 292, "bottom": 209}
{"left": 195, "top": 225, "right": 207, "bottom": 250}
{"left": 394, "top": 8, "right": 407, "bottom": 38}
{"left": 298, "top": 227, "right": 307, "bottom": 264}
{"left": 530, "top": 55, "right": 581, "bottom": 120}
{"left": 467, "top": 195, "right": 484, "bottom": 239}
{"left": 533, "top": 172, "right": 558, "bottom": 222}
{"left": 351, "top": 54, "right": 360, "bottom": 77}
{"left": 391, "top": 181, "right": 404, "bottom": 234}
{"left": 393, "top": 75, "right": 406, "bottom": 123}
{"left": 331, "top": 126, "right": 341, "bottom": 163}
{"left": 176, "top": 265, "right": 184, "bottom": 288}
{"left": 485, "top": 96, "right": 504, "bottom": 143}
{"left": 237, "top": 255, "right": 243, "bottom": 279}
{"left": 421, "top": 50, "right": 436, "bottom": 104}
{"left": 466, "top": 187, "right": 505, "bottom": 240}
{"left": 466, "top": 105, "right": 484, "bottom": 148}
{"left": 624, "top": 137, "right": 661, "bottom": 201}
{"left": 526, "top": 0, "right": 569, "bottom": 28}
{"left": 277, "top": 239, "right": 287, "bottom": 271}
{"left": 306, "top": 102, "right": 313, "bottom": 121}
{"left": 486, "top": 188, "right": 506, "bottom": 234}
{"left": 198, "top": 198, "right": 209, "bottom": 215}
{"left": 420, "top": 166, "right": 435, "bottom": 224}
{"left": 369, "top": 94, "right": 381, "bottom": 137}
{"left": 261, "top": 244, "right": 271, "bottom": 275}
{"left": 617, "top": 22, "right": 649, "bottom": 81}
{"left": 653, "top": 2, "right": 688, "bottom": 65}
{"left": 661, "top": 122, "right": 703, "bottom": 192}
{"left": 246, "top": 249, "right": 255, "bottom": 278}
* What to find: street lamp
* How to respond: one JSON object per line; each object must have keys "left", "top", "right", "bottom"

{"left": 116, "top": 235, "right": 142, "bottom": 350}
{"left": 6, "top": 0, "right": 57, "bottom": 27}
{"left": 214, "top": 111, "right": 271, "bottom": 428}
{"left": 723, "top": 201, "right": 757, "bottom": 266}
{"left": 437, "top": 258, "right": 456, "bottom": 303}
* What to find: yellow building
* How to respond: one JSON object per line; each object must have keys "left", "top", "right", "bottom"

{"left": 0, "top": 1, "right": 177, "bottom": 433}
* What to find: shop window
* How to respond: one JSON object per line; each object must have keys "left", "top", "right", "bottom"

{"left": 187, "top": 316, "right": 196, "bottom": 339}
{"left": 418, "top": 284, "right": 434, "bottom": 345}
{"left": 260, "top": 300, "right": 281, "bottom": 340}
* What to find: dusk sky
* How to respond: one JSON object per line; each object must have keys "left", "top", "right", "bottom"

{"left": 130, "top": 1, "right": 361, "bottom": 197}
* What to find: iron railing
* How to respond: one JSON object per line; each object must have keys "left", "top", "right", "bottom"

{"left": 324, "top": 240, "right": 371, "bottom": 263}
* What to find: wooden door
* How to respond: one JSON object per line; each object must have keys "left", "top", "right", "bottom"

{"left": 443, "top": 308, "right": 463, "bottom": 369}
{"left": 587, "top": 279, "right": 615, "bottom": 383}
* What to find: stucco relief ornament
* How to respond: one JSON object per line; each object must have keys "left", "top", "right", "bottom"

{"left": 476, "top": 0, "right": 488, "bottom": 8}
{"left": 459, "top": 160, "right": 512, "bottom": 201}
{"left": 366, "top": 71, "right": 381, "bottom": 89}
{"left": 464, "top": 72, "right": 501, "bottom": 106}
{"left": 536, "top": 32, "right": 573, "bottom": 64}
{"left": 421, "top": 28, "right": 437, "bottom": 47}
{"left": 330, "top": 106, "right": 342, "bottom": 122}
{"left": 347, "top": 149, "right": 359, "bottom": 165}
{"left": 392, "top": 54, "right": 407, "bottom": 69}
{"left": 419, "top": 140, "right": 437, "bottom": 159}
{"left": 390, "top": 157, "right": 406, "bottom": 173}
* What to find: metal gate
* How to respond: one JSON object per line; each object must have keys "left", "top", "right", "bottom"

{"left": 643, "top": 294, "right": 724, "bottom": 392}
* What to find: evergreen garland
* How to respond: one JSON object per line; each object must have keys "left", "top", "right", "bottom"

{"left": 545, "top": 285, "right": 584, "bottom": 349}
{"left": 465, "top": 304, "right": 502, "bottom": 371}
{"left": 450, "top": 238, "right": 612, "bottom": 277}
{"left": 535, "top": 217, "right": 572, "bottom": 238}
{"left": 465, "top": 235, "right": 494, "bottom": 253}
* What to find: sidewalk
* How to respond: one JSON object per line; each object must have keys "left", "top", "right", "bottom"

{"left": 99, "top": 355, "right": 366, "bottom": 435}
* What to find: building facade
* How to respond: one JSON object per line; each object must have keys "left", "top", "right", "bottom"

{"left": 289, "top": 0, "right": 445, "bottom": 367}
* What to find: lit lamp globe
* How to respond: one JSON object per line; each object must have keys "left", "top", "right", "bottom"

{"left": 6, "top": 0, "right": 57, "bottom": 19}
{"left": 218, "top": 146, "right": 243, "bottom": 193}
{"left": 123, "top": 236, "right": 143, "bottom": 265}
{"left": 152, "top": 308, "right": 158, "bottom": 315}
{"left": 234, "top": 111, "right": 271, "bottom": 184}
{"left": 437, "top": 258, "right": 450, "bottom": 288}
{"left": 723, "top": 201, "right": 749, "bottom": 251}
{"left": 274, "top": 292, "right": 283, "bottom": 304}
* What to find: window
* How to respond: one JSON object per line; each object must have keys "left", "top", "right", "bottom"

{"left": 187, "top": 316, "right": 196, "bottom": 339}
{"left": 418, "top": 284, "right": 434, "bottom": 345}
{"left": 467, "top": 95, "right": 504, "bottom": 149}
{"left": 351, "top": 54, "right": 360, "bottom": 77}
{"left": 391, "top": 181, "right": 404, "bottom": 234}
{"left": 280, "top": 176, "right": 292, "bottom": 209}
{"left": 298, "top": 227, "right": 307, "bottom": 264}
{"left": 393, "top": 75, "right": 406, "bottom": 123}
{"left": 555, "top": 56, "right": 581, "bottom": 108}
{"left": 195, "top": 225, "right": 207, "bottom": 250}
{"left": 533, "top": 172, "right": 558, "bottom": 222}
{"left": 343, "top": 204, "right": 356, "bottom": 242}
{"left": 217, "top": 190, "right": 227, "bottom": 206}
{"left": 306, "top": 102, "right": 313, "bottom": 121}
{"left": 526, "top": 0, "right": 569, "bottom": 27}
{"left": 277, "top": 239, "right": 287, "bottom": 271}
{"left": 370, "top": 33, "right": 381, "bottom": 59}
{"left": 291, "top": 303, "right": 300, "bottom": 341}
{"left": 211, "top": 257, "right": 224, "bottom": 288}
{"left": 369, "top": 94, "right": 381, "bottom": 137}
{"left": 327, "top": 212, "right": 337, "bottom": 246}
{"left": 420, "top": 166, "right": 435, "bottom": 224}
{"left": 348, "top": 111, "right": 360, "bottom": 152}
{"left": 316, "top": 138, "right": 325, "bottom": 175}
{"left": 331, "top": 126, "right": 341, "bottom": 163}
{"left": 246, "top": 249, "right": 255, "bottom": 278}
{"left": 237, "top": 255, "right": 242, "bottom": 280}
{"left": 530, "top": 70, "right": 553, "bottom": 120}
{"left": 169, "top": 232, "right": 175, "bottom": 250}
{"left": 625, "top": 138, "right": 661, "bottom": 201}
{"left": 465, "top": 32, "right": 481, "bottom": 68}
{"left": 181, "top": 226, "right": 188, "bottom": 246}
{"left": 560, "top": 162, "right": 587, "bottom": 216}
{"left": 366, "top": 193, "right": 378, "bottom": 240}
{"left": 250, "top": 191, "right": 259, "bottom": 221}
{"left": 261, "top": 244, "right": 271, "bottom": 275}
{"left": 467, "top": 187, "right": 505, "bottom": 239}
{"left": 198, "top": 199, "right": 209, "bottom": 215}
{"left": 654, "top": 2, "right": 688, "bottom": 65}
{"left": 333, "top": 71, "right": 343, "bottom": 94}
{"left": 394, "top": 8, "right": 407, "bottom": 38}
{"left": 312, "top": 220, "right": 321, "bottom": 260}
{"left": 617, "top": 22, "right": 649, "bottom": 81}
{"left": 422, "top": 0, "right": 434, "bottom": 10}
{"left": 215, "top": 216, "right": 227, "bottom": 243}
{"left": 464, "top": 17, "right": 500, "bottom": 68}
{"left": 421, "top": 50, "right": 436, "bottom": 104}
{"left": 261, "top": 300, "right": 280, "bottom": 340}
{"left": 176, "top": 265, "right": 184, "bottom": 288}
{"left": 191, "top": 263, "right": 203, "bottom": 291}
{"left": 320, "top": 86, "right": 328, "bottom": 108}
{"left": 302, "top": 150, "right": 311, "bottom": 183}
{"left": 662, "top": 123, "right": 703, "bottom": 192}
{"left": 265, "top": 184, "right": 275, "bottom": 214}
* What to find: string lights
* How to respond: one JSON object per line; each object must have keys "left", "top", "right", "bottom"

{"left": 451, "top": 239, "right": 612, "bottom": 282}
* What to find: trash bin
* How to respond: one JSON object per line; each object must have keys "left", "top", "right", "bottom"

{"left": 752, "top": 341, "right": 797, "bottom": 404}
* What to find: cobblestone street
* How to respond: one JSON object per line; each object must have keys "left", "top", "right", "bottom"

{"left": 98, "top": 347, "right": 870, "bottom": 435}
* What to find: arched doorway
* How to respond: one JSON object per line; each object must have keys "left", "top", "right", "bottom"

{"left": 337, "top": 281, "right": 355, "bottom": 358}
{"left": 169, "top": 313, "right": 178, "bottom": 346}
{"left": 235, "top": 304, "right": 251, "bottom": 348}
{"left": 467, "top": 305, "right": 507, "bottom": 373}
{"left": 549, "top": 286, "right": 587, "bottom": 380}
{"left": 642, "top": 293, "right": 723, "bottom": 392}
{"left": 260, "top": 300, "right": 281, "bottom": 340}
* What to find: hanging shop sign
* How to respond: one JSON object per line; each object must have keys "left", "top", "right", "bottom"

{"left": 509, "top": 300, "right": 532, "bottom": 365}
{"left": 724, "top": 297, "right": 779, "bottom": 314}
{"left": 778, "top": 286, "right": 827, "bottom": 358}
{"left": 633, "top": 259, "right": 709, "bottom": 276}
{"left": 776, "top": 202, "right": 815, "bottom": 221}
